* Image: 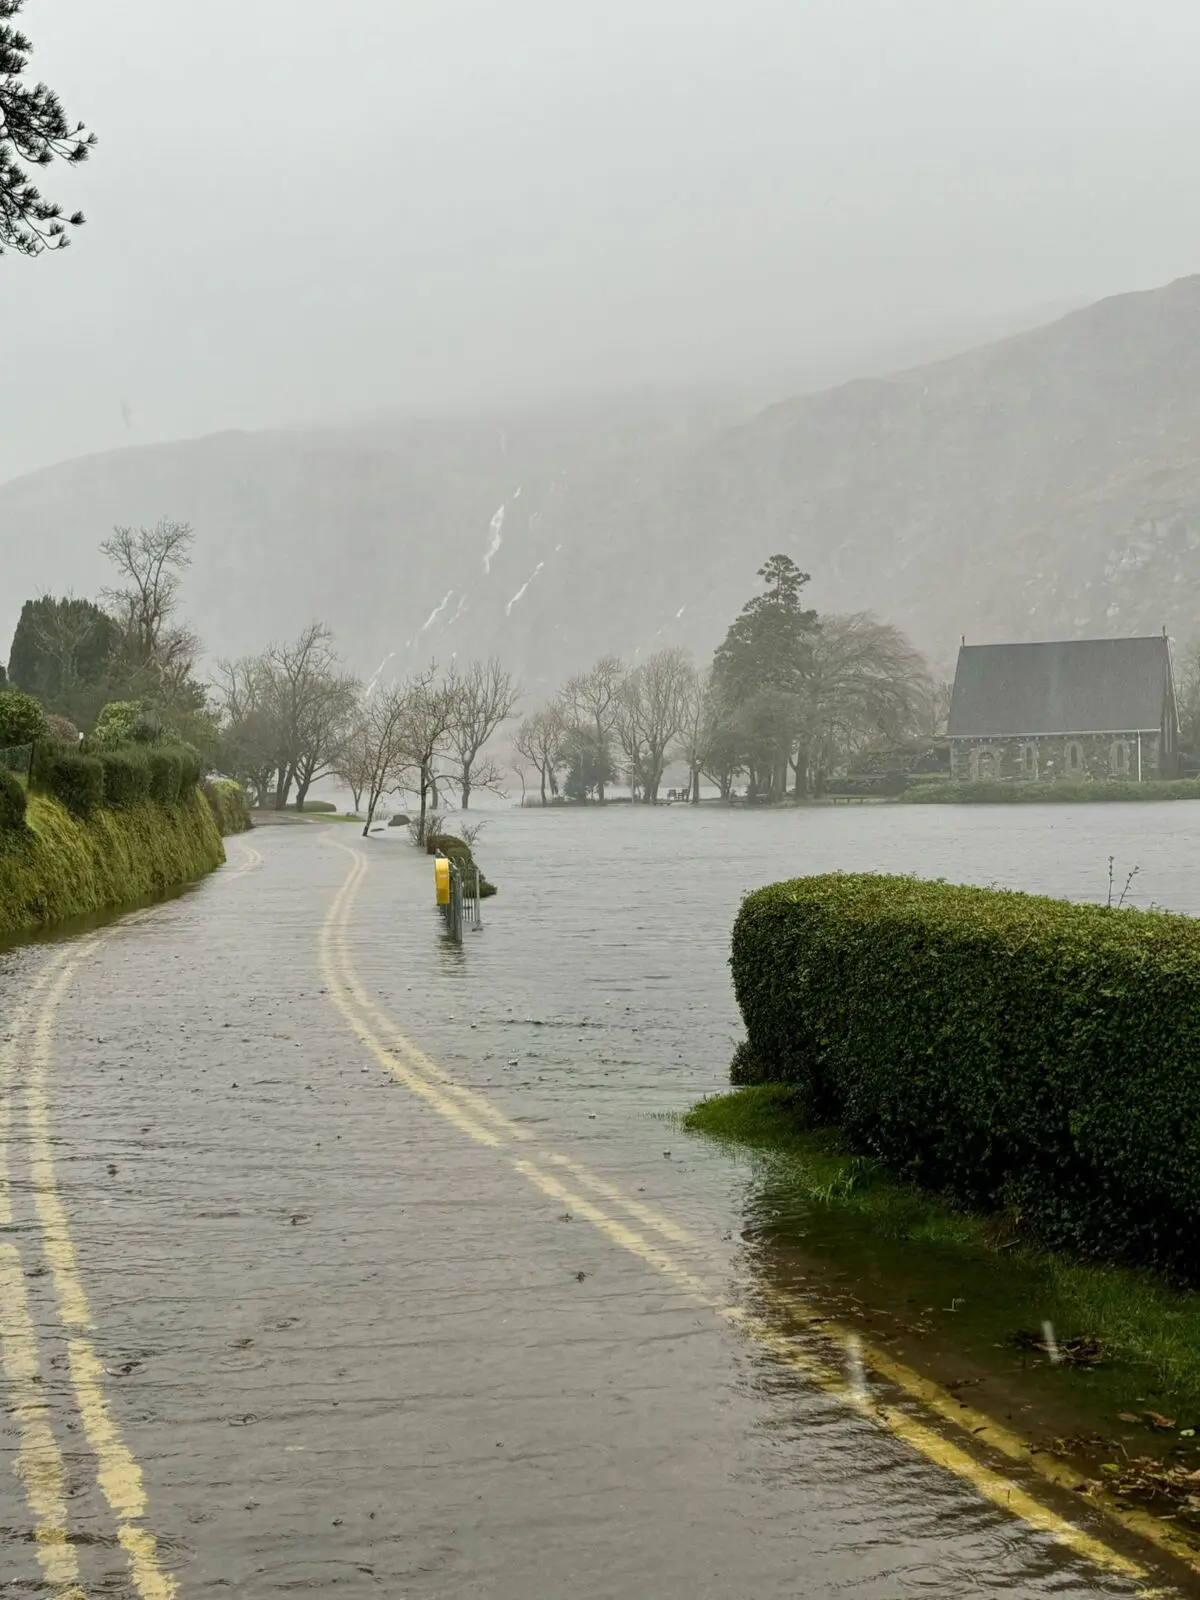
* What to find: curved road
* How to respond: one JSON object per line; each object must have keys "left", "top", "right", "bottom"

{"left": 0, "top": 826, "right": 1184, "bottom": 1597}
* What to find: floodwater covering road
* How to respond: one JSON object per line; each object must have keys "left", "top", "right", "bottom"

{"left": 2, "top": 803, "right": 1198, "bottom": 1598}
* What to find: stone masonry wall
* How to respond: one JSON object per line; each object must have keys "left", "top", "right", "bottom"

{"left": 949, "top": 732, "right": 1163, "bottom": 783}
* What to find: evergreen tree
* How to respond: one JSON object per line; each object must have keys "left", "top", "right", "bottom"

{"left": 1, "top": 0, "right": 95, "bottom": 257}
{"left": 7, "top": 595, "right": 117, "bottom": 719}
{"left": 712, "top": 555, "right": 819, "bottom": 704}
{"left": 712, "top": 555, "right": 819, "bottom": 800}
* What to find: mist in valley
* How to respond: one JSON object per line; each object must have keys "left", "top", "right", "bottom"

{"left": 6, "top": 0, "right": 1200, "bottom": 738}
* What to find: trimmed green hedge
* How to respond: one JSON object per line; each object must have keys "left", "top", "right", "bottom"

{"left": 899, "top": 778, "right": 1200, "bottom": 804}
{"left": 96, "top": 748, "right": 152, "bottom": 807}
{"left": 31, "top": 738, "right": 207, "bottom": 817}
{"left": 731, "top": 874, "right": 1200, "bottom": 1278}
{"left": 0, "top": 770, "right": 27, "bottom": 835}
{"left": 203, "top": 778, "right": 252, "bottom": 835}
{"left": 30, "top": 743, "right": 105, "bottom": 817}
{"left": 147, "top": 749, "right": 183, "bottom": 803}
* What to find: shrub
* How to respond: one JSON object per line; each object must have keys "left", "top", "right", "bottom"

{"left": 0, "top": 770, "right": 27, "bottom": 835}
{"left": 45, "top": 714, "right": 79, "bottom": 744}
{"left": 92, "top": 701, "right": 144, "bottom": 746}
{"left": 203, "top": 778, "right": 252, "bottom": 835}
{"left": 429, "top": 832, "right": 497, "bottom": 897}
{"left": 95, "top": 747, "right": 151, "bottom": 807}
{"left": 174, "top": 745, "right": 203, "bottom": 794}
{"left": 30, "top": 744, "right": 105, "bottom": 817}
{"left": 822, "top": 773, "right": 907, "bottom": 797}
{"left": 731, "top": 874, "right": 1200, "bottom": 1279}
{"left": 146, "top": 749, "right": 184, "bottom": 803}
{"left": 0, "top": 688, "right": 46, "bottom": 749}
{"left": 729, "top": 1038, "right": 771, "bottom": 1085}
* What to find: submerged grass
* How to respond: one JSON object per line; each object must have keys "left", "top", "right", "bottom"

{"left": 0, "top": 789, "right": 225, "bottom": 941}
{"left": 897, "top": 778, "right": 1200, "bottom": 804}
{"left": 684, "top": 1087, "right": 1200, "bottom": 1426}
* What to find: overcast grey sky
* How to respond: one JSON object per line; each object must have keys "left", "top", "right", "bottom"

{"left": 3, "top": 0, "right": 1200, "bottom": 481}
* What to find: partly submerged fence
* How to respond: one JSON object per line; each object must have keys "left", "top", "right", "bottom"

{"left": 434, "top": 854, "right": 483, "bottom": 942}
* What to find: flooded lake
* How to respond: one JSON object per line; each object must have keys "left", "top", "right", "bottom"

{"left": 426, "top": 799, "right": 1195, "bottom": 1111}
{"left": 1, "top": 800, "right": 1195, "bottom": 1597}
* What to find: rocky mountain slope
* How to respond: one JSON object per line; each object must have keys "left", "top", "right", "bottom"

{"left": 5, "top": 276, "right": 1200, "bottom": 694}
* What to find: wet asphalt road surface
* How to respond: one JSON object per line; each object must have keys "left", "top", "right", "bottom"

{"left": 0, "top": 810, "right": 1185, "bottom": 1599}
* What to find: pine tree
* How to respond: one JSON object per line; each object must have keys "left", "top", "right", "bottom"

{"left": 1, "top": 0, "right": 95, "bottom": 257}
{"left": 712, "top": 554, "right": 818, "bottom": 704}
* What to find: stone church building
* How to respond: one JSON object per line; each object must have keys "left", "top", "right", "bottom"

{"left": 947, "top": 636, "right": 1180, "bottom": 782}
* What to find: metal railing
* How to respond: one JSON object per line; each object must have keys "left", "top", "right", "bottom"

{"left": 437, "top": 857, "right": 483, "bottom": 942}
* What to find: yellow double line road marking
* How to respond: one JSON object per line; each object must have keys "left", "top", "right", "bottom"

{"left": 322, "top": 842, "right": 1188, "bottom": 1595}
{"left": 0, "top": 839, "right": 255, "bottom": 1592}
{"left": 0, "top": 1242, "right": 86, "bottom": 1598}
{"left": 1, "top": 932, "right": 178, "bottom": 1597}
{"left": 230, "top": 842, "right": 263, "bottom": 876}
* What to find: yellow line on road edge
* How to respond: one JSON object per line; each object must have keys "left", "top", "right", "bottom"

{"left": 26, "top": 945, "right": 180, "bottom": 1600}
{"left": 551, "top": 1153, "right": 1200, "bottom": 1574}
{"left": 319, "top": 852, "right": 502, "bottom": 1147}
{"left": 327, "top": 847, "right": 529, "bottom": 1142}
{"left": 229, "top": 842, "right": 262, "bottom": 875}
{"left": 321, "top": 846, "right": 1168, "bottom": 1592}
{"left": 0, "top": 947, "right": 74, "bottom": 1227}
{"left": 0, "top": 1242, "right": 86, "bottom": 1598}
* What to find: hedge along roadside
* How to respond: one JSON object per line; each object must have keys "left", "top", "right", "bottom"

{"left": 28, "top": 738, "right": 204, "bottom": 817}
{"left": 203, "top": 778, "right": 252, "bottom": 835}
{"left": 731, "top": 874, "right": 1200, "bottom": 1281}
{"left": 0, "top": 770, "right": 27, "bottom": 833}
{"left": 0, "top": 788, "right": 224, "bottom": 941}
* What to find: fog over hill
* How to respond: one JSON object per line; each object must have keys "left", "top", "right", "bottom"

{"left": 5, "top": 276, "right": 1200, "bottom": 693}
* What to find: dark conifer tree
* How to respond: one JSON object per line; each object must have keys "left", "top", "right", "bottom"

{"left": 1, "top": 0, "right": 95, "bottom": 257}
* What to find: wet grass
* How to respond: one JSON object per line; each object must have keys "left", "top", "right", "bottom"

{"left": 683, "top": 1087, "right": 1200, "bottom": 1432}
{"left": 897, "top": 779, "right": 1200, "bottom": 803}
{"left": 0, "top": 790, "right": 224, "bottom": 942}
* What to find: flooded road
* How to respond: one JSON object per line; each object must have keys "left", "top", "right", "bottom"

{"left": 2, "top": 803, "right": 1199, "bottom": 1597}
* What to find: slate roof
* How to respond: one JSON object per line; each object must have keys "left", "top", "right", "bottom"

{"left": 948, "top": 637, "right": 1172, "bottom": 737}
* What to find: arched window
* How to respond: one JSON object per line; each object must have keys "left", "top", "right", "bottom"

{"left": 1065, "top": 740, "right": 1085, "bottom": 776}
{"left": 1110, "top": 740, "right": 1131, "bottom": 776}
{"left": 974, "top": 749, "right": 996, "bottom": 779}
{"left": 1021, "top": 742, "right": 1039, "bottom": 779}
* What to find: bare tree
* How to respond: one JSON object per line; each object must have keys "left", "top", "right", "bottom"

{"left": 795, "top": 612, "right": 932, "bottom": 792}
{"left": 100, "top": 519, "right": 195, "bottom": 668}
{"left": 615, "top": 647, "right": 694, "bottom": 803}
{"left": 332, "top": 721, "right": 376, "bottom": 814}
{"left": 400, "top": 663, "right": 462, "bottom": 844}
{"left": 358, "top": 684, "right": 417, "bottom": 836}
{"left": 451, "top": 658, "right": 520, "bottom": 808}
{"left": 557, "top": 655, "right": 624, "bottom": 802}
{"left": 250, "top": 624, "right": 359, "bottom": 808}
{"left": 513, "top": 707, "right": 565, "bottom": 805}
{"left": 212, "top": 656, "right": 278, "bottom": 804}
{"left": 675, "top": 664, "right": 718, "bottom": 804}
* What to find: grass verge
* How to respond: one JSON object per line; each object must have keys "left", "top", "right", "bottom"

{"left": 897, "top": 778, "right": 1200, "bottom": 803}
{"left": 0, "top": 789, "right": 225, "bottom": 941}
{"left": 684, "top": 1086, "right": 1200, "bottom": 1525}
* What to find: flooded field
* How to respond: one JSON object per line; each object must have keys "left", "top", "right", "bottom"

{"left": 2, "top": 801, "right": 1198, "bottom": 1597}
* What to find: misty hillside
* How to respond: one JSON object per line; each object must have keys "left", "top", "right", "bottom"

{"left": 5, "top": 275, "right": 1200, "bottom": 692}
